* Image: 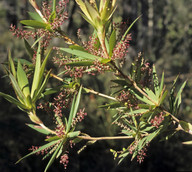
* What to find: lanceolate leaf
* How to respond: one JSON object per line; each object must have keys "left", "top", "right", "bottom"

{"left": 66, "top": 61, "right": 94, "bottom": 67}
{"left": 152, "top": 65, "right": 159, "bottom": 96}
{"left": 44, "top": 138, "right": 66, "bottom": 172}
{"left": 159, "top": 72, "right": 164, "bottom": 96}
{"left": 8, "top": 50, "right": 16, "bottom": 78}
{"left": 37, "top": 48, "right": 52, "bottom": 91}
{"left": 17, "top": 60, "right": 30, "bottom": 97}
{"left": 9, "top": 73, "right": 26, "bottom": 103}
{"left": 66, "top": 86, "right": 82, "bottom": 133}
{"left": 31, "top": 43, "right": 41, "bottom": 98}
{"left": 121, "top": 15, "right": 141, "bottom": 41}
{"left": 16, "top": 140, "right": 60, "bottom": 164}
{"left": 20, "top": 20, "right": 50, "bottom": 30}
{"left": 28, "top": 12, "right": 44, "bottom": 22}
{"left": 24, "top": 39, "right": 34, "bottom": 60}
{"left": 27, "top": 124, "right": 51, "bottom": 135}
{"left": 33, "top": 70, "right": 51, "bottom": 102}
{"left": 0, "top": 92, "right": 28, "bottom": 110}
{"left": 49, "top": 11, "right": 56, "bottom": 23}
{"left": 174, "top": 81, "right": 187, "bottom": 109}
{"left": 59, "top": 48, "right": 100, "bottom": 60}
{"left": 109, "top": 29, "right": 116, "bottom": 57}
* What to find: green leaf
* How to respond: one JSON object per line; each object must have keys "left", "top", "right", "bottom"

{"left": 20, "top": 20, "right": 50, "bottom": 30}
{"left": 66, "top": 61, "right": 94, "bottom": 67}
{"left": 152, "top": 65, "right": 159, "bottom": 96}
{"left": 31, "top": 35, "right": 44, "bottom": 48}
{"left": 52, "top": 0, "right": 56, "bottom": 12}
{"left": 27, "top": 124, "right": 51, "bottom": 135}
{"left": 109, "top": 29, "right": 116, "bottom": 57}
{"left": 144, "top": 88, "right": 158, "bottom": 104}
{"left": 8, "top": 50, "right": 16, "bottom": 78}
{"left": 100, "top": 58, "right": 111, "bottom": 64}
{"left": 174, "top": 81, "right": 187, "bottom": 109}
{"left": 59, "top": 48, "right": 100, "bottom": 60}
{"left": 69, "top": 45, "right": 85, "bottom": 51}
{"left": 44, "top": 138, "right": 66, "bottom": 172}
{"left": 66, "top": 86, "right": 82, "bottom": 133}
{"left": 31, "top": 43, "right": 41, "bottom": 98}
{"left": 179, "top": 120, "right": 190, "bottom": 132}
{"left": 128, "top": 108, "right": 149, "bottom": 115}
{"left": 75, "top": 0, "right": 93, "bottom": 23}
{"left": 17, "top": 60, "right": 30, "bottom": 97}
{"left": 159, "top": 72, "right": 164, "bottom": 96}
{"left": 28, "top": 12, "right": 44, "bottom": 22}
{"left": 45, "top": 136, "right": 61, "bottom": 142}
{"left": 33, "top": 70, "right": 51, "bottom": 102}
{"left": 99, "top": 102, "right": 121, "bottom": 109}
{"left": 67, "top": 131, "right": 80, "bottom": 138}
{"left": 24, "top": 39, "right": 34, "bottom": 60}
{"left": 121, "top": 15, "right": 141, "bottom": 41}
{"left": 16, "top": 140, "right": 60, "bottom": 164}
{"left": 37, "top": 48, "right": 52, "bottom": 88}
{"left": 84, "top": 1, "right": 99, "bottom": 23}
{"left": 9, "top": 73, "right": 26, "bottom": 103}
{"left": 159, "top": 90, "right": 168, "bottom": 105}
{"left": 49, "top": 11, "right": 56, "bottom": 23}
{"left": 0, "top": 92, "right": 28, "bottom": 110}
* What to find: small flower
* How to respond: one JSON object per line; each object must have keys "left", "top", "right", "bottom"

{"left": 60, "top": 153, "right": 69, "bottom": 169}
{"left": 150, "top": 112, "right": 164, "bottom": 128}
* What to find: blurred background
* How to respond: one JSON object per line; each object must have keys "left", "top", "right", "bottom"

{"left": 0, "top": 0, "right": 192, "bottom": 171}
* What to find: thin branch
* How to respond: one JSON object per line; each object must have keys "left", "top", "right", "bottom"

{"left": 77, "top": 135, "right": 134, "bottom": 141}
{"left": 85, "top": 88, "right": 118, "bottom": 101}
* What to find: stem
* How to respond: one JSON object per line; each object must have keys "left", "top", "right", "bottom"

{"left": 77, "top": 135, "right": 133, "bottom": 141}
{"left": 50, "top": 72, "right": 117, "bottom": 101}
{"left": 110, "top": 61, "right": 158, "bottom": 105}
{"left": 85, "top": 88, "right": 118, "bottom": 101}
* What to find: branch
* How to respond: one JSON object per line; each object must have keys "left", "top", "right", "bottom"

{"left": 77, "top": 135, "right": 134, "bottom": 141}
{"left": 84, "top": 88, "right": 118, "bottom": 101}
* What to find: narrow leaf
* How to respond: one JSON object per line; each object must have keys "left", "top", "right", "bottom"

{"left": 28, "top": 12, "right": 44, "bottom": 22}
{"left": 24, "top": 39, "right": 34, "bottom": 60}
{"left": 16, "top": 140, "right": 60, "bottom": 164}
{"left": 109, "top": 29, "right": 116, "bottom": 57}
{"left": 27, "top": 124, "right": 51, "bottom": 135}
{"left": 8, "top": 50, "right": 16, "bottom": 78}
{"left": 17, "top": 60, "right": 30, "bottom": 97}
{"left": 20, "top": 20, "right": 49, "bottom": 29}
{"left": 59, "top": 48, "right": 100, "bottom": 60}
{"left": 0, "top": 92, "right": 28, "bottom": 110}
{"left": 121, "top": 15, "right": 141, "bottom": 41}
{"left": 31, "top": 43, "right": 41, "bottom": 98}
{"left": 44, "top": 138, "right": 66, "bottom": 172}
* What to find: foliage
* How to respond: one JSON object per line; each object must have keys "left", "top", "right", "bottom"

{"left": 0, "top": 0, "right": 192, "bottom": 171}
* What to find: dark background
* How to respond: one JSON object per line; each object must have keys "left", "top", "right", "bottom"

{"left": 0, "top": 0, "right": 192, "bottom": 171}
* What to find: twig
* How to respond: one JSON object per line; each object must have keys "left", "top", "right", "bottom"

{"left": 85, "top": 88, "right": 118, "bottom": 101}
{"left": 77, "top": 135, "right": 133, "bottom": 141}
